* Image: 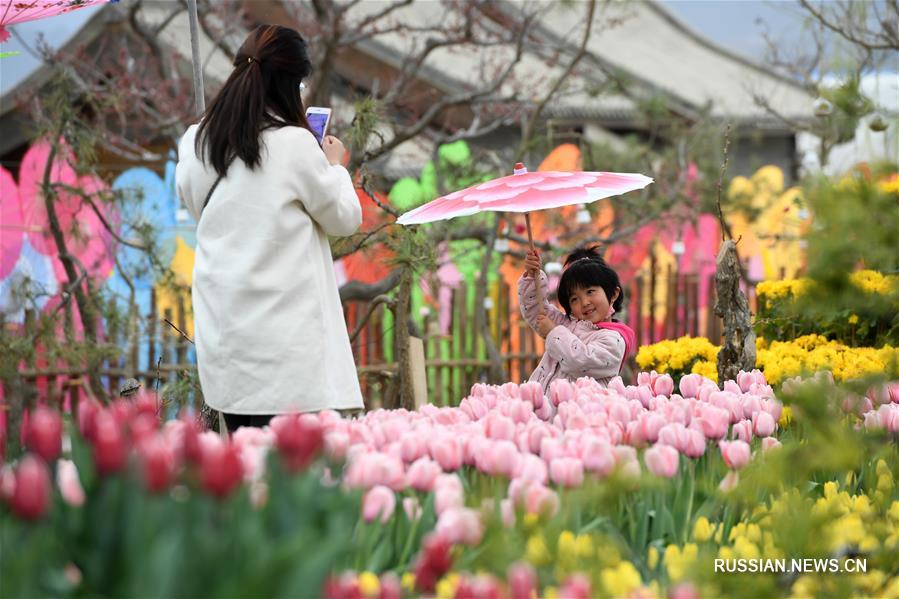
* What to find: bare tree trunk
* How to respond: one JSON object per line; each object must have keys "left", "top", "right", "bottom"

{"left": 714, "top": 240, "right": 756, "bottom": 384}
{"left": 41, "top": 140, "right": 106, "bottom": 401}
{"left": 474, "top": 215, "right": 506, "bottom": 383}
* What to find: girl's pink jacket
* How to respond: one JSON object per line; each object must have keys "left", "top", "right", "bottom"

{"left": 518, "top": 272, "right": 636, "bottom": 393}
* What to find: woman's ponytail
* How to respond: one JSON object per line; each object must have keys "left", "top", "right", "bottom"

{"left": 195, "top": 25, "right": 313, "bottom": 178}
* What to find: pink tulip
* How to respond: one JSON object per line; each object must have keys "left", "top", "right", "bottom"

{"left": 380, "top": 573, "right": 403, "bottom": 599}
{"left": 199, "top": 438, "right": 244, "bottom": 499}
{"left": 752, "top": 412, "right": 776, "bottom": 438}
{"left": 535, "top": 401, "right": 555, "bottom": 421}
{"left": 519, "top": 382, "right": 544, "bottom": 409}
{"left": 581, "top": 439, "right": 616, "bottom": 476}
{"left": 761, "top": 437, "right": 782, "bottom": 452}
{"left": 323, "top": 432, "right": 350, "bottom": 462}
{"left": 652, "top": 374, "right": 674, "bottom": 397}
{"left": 737, "top": 371, "right": 755, "bottom": 393}
{"left": 864, "top": 409, "right": 883, "bottom": 429}
{"left": 406, "top": 457, "right": 441, "bottom": 492}
{"left": 719, "top": 440, "right": 751, "bottom": 470}
{"left": 434, "top": 474, "right": 465, "bottom": 514}
{"left": 637, "top": 372, "right": 653, "bottom": 387}
{"left": 517, "top": 454, "right": 548, "bottom": 485}
{"left": 363, "top": 485, "right": 396, "bottom": 523}
{"left": 698, "top": 382, "right": 718, "bottom": 403}
{"left": 484, "top": 414, "right": 516, "bottom": 441}
{"left": 549, "top": 379, "right": 575, "bottom": 406}
{"left": 878, "top": 404, "right": 899, "bottom": 434}
{"left": 11, "top": 454, "right": 51, "bottom": 521}
{"left": 723, "top": 380, "right": 742, "bottom": 395}
{"left": 644, "top": 444, "right": 680, "bottom": 478}
{"left": 56, "top": 459, "right": 85, "bottom": 507}
{"left": 0, "top": 465, "right": 15, "bottom": 504}
{"left": 669, "top": 583, "right": 701, "bottom": 599}
{"left": 25, "top": 405, "right": 63, "bottom": 463}
{"left": 550, "top": 457, "right": 584, "bottom": 488}
{"left": 430, "top": 436, "right": 463, "bottom": 471}
{"left": 731, "top": 419, "right": 753, "bottom": 443}
{"left": 635, "top": 385, "right": 654, "bottom": 408}
{"left": 658, "top": 423, "right": 690, "bottom": 453}
{"left": 637, "top": 413, "right": 665, "bottom": 444}
{"left": 719, "top": 470, "right": 740, "bottom": 492}
{"left": 139, "top": 436, "right": 176, "bottom": 494}
{"left": 741, "top": 395, "right": 762, "bottom": 420}
{"left": 608, "top": 376, "right": 627, "bottom": 396}
{"left": 559, "top": 574, "right": 592, "bottom": 599}
{"left": 614, "top": 445, "right": 641, "bottom": 478}
{"left": 485, "top": 440, "right": 521, "bottom": 478}
{"left": 403, "top": 497, "right": 422, "bottom": 521}
{"left": 683, "top": 428, "right": 707, "bottom": 459}
{"left": 524, "top": 484, "right": 559, "bottom": 517}
{"left": 92, "top": 411, "right": 127, "bottom": 475}
{"left": 678, "top": 373, "right": 703, "bottom": 399}
{"left": 77, "top": 398, "right": 102, "bottom": 441}
{"left": 271, "top": 414, "right": 323, "bottom": 472}
{"left": 436, "top": 507, "right": 483, "bottom": 546}
{"left": 500, "top": 498, "right": 516, "bottom": 528}
{"left": 507, "top": 562, "right": 537, "bottom": 599}
{"left": 399, "top": 433, "right": 428, "bottom": 463}
{"left": 694, "top": 405, "right": 729, "bottom": 440}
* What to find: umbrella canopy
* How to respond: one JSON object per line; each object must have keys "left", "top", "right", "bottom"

{"left": 396, "top": 162, "right": 652, "bottom": 312}
{"left": 0, "top": 0, "right": 112, "bottom": 42}
{"left": 396, "top": 163, "right": 652, "bottom": 226}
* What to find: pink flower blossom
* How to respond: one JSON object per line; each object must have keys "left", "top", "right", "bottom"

{"left": 719, "top": 440, "right": 751, "bottom": 470}
{"left": 56, "top": 459, "right": 85, "bottom": 507}
{"left": 436, "top": 507, "right": 483, "bottom": 546}
{"left": 645, "top": 444, "right": 680, "bottom": 478}
{"left": 362, "top": 485, "right": 396, "bottom": 523}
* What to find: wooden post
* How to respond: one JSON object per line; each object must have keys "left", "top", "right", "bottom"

{"left": 408, "top": 336, "right": 428, "bottom": 408}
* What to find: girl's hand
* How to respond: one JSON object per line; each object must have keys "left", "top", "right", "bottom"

{"left": 535, "top": 314, "right": 555, "bottom": 338}
{"left": 323, "top": 135, "right": 346, "bottom": 166}
{"left": 524, "top": 249, "right": 541, "bottom": 278}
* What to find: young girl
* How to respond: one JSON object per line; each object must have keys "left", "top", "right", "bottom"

{"left": 518, "top": 246, "right": 636, "bottom": 392}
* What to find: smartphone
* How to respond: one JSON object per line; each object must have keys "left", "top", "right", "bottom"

{"left": 305, "top": 106, "right": 332, "bottom": 145}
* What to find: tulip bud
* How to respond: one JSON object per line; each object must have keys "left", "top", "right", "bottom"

{"left": 11, "top": 454, "right": 52, "bottom": 521}
{"left": 25, "top": 405, "right": 62, "bottom": 462}
{"left": 92, "top": 411, "right": 127, "bottom": 475}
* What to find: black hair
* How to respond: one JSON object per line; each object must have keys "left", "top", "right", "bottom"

{"left": 556, "top": 246, "right": 624, "bottom": 318}
{"left": 196, "top": 25, "right": 314, "bottom": 177}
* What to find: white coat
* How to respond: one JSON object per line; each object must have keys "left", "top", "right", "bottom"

{"left": 175, "top": 124, "right": 364, "bottom": 414}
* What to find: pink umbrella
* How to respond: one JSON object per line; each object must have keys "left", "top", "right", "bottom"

{"left": 396, "top": 163, "right": 652, "bottom": 305}
{"left": 396, "top": 163, "right": 651, "bottom": 237}
{"left": 0, "top": 0, "right": 112, "bottom": 43}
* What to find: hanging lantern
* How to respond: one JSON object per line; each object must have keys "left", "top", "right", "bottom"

{"left": 672, "top": 239, "right": 685, "bottom": 256}
{"left": 493, "top": 237, "right": 510, "bottom": 253}
{"left": 813, "top": 97, "right": 834, "bottom": 117}
{"left": 545, "top": 261, "right": 563, "bottom": 275}
{"left": 869, "top": 113, "right": 889, "bottom": 132}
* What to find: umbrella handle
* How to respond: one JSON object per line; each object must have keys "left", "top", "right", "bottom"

{"left": 524, "top": 212, "right": 544, "bottom": 316}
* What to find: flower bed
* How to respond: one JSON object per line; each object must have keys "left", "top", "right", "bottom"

{"left": 637, "top": 335, "right": 899, "bottom": 385}
{"left": 2, "top": 371, "right": 899, "bottom": 598}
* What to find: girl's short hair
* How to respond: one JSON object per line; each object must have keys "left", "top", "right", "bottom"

{"left": 557, "top": 246, "right": 624, "bottom": 318}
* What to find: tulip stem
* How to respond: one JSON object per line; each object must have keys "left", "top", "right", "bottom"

{"left": 398, "top": 495, "right": 422, "bottom": 568}
{"left": 682, "top": 460, "right": 695, "bottom": 545}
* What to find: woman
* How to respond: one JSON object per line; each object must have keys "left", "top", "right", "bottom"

{"left": 176, "top": 25, "right": 363, "bottom": 431}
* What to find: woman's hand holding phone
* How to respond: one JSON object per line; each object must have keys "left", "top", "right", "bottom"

{"left": 323, "top": 136, "right": 345, "bottom": 166}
